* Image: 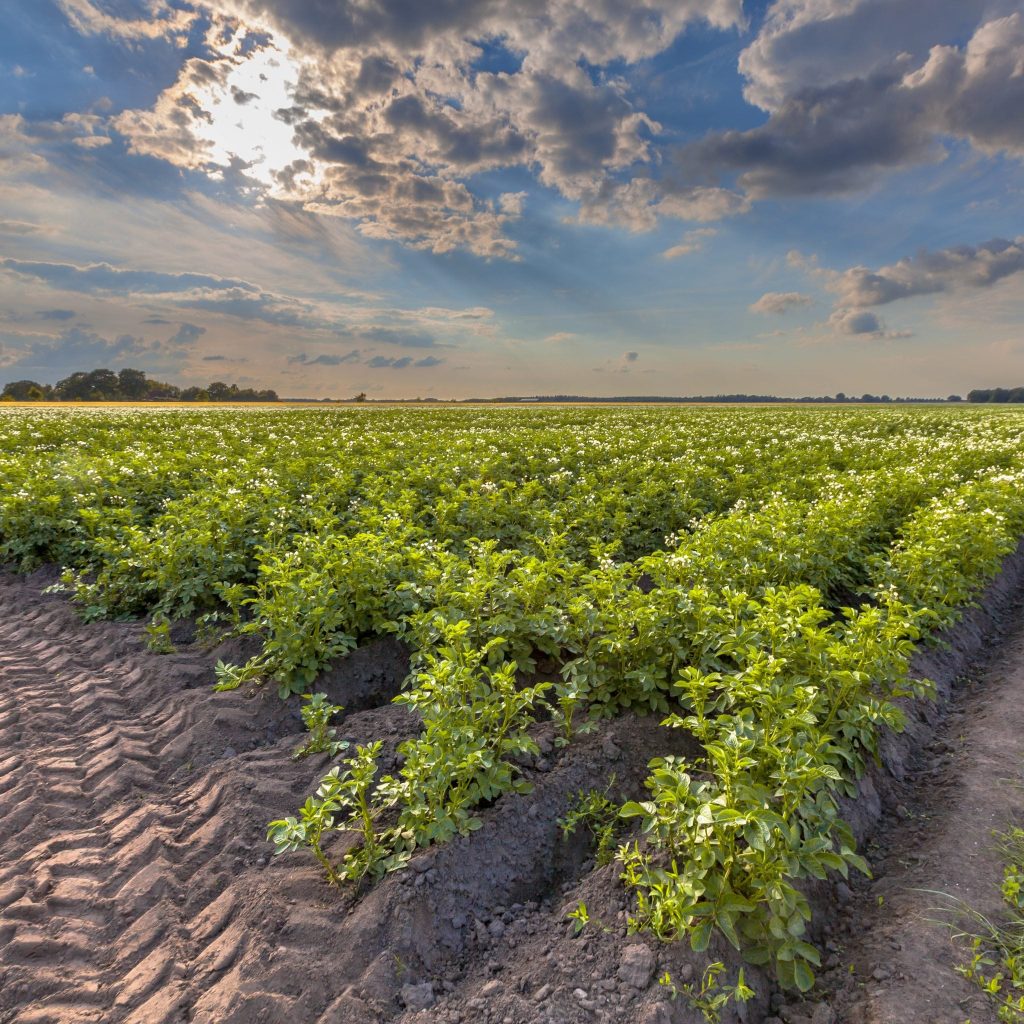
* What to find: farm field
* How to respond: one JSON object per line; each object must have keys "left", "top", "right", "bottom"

{"left": 2, "top": 405, "right": 1024, "bottom": 1024}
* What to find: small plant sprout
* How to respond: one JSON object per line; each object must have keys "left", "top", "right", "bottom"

{"left": 931, "top": 826, "right": 1024, "bottom": 1023}
{"left": 558, "top": 776, "right": 624, "bottom": 867}
{"left": 267, "top": 742, "right": 405, "bottom": 886}
{"left": 294, "top": 692, "right": 349, "bottom": 759}
{"left": 567, "top": 901, "right": 590, "bottom": 935}
{"left": 144, "top": 613, "right": 176, "bottom": 654}
{"left": 674, "top": 962, "right": 755, "bottom": 1024}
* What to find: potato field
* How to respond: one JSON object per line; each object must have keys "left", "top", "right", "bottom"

{"left": 2, "top": 405, "right": 1024, "bottom": 1024}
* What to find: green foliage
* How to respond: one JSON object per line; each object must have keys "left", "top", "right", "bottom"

{"left": 950, "top": 828, "right": 1024, "bottom": 1023}
{"left": 381, "top": 626, "right": 550, "bottom": 846}
{"left": 294, "top": 693, "right": 349, "bottom": 759}
{"left": 267, "top": 742, "right": 407, "bottom": 884}
{"left": 661, "top": 963, "right": 755, "bottom": 1024}
{"left": 567, "top": 900, "right": 590, "bottom": 935}
{"left": 559, "top": 778, "right": 625, "bottom": 868}
{"left": 144, "top": 613, "right": 176, "bottom": 654}
{"left": 4, "top": 406, "right": 1024, "bottom": 991}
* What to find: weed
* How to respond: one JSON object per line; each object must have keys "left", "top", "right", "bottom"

{"left": 930, "top": 828, "right": 1024, "bottom": 1022}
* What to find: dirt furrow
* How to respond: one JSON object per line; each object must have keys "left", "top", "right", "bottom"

{"left": 3, "top": 546, "right": 1024, "bottom": 1024}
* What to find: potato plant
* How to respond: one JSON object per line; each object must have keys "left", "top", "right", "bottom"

{"left": 4, "top": 405, "right": 1024, "bottom": 991}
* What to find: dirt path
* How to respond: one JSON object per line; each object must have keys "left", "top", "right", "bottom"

{"left": 1, "top": 557, "right": 1023, "bottom": 1024}
{"left": 799, "top": 604, "right": 1024, "bottom": 1024}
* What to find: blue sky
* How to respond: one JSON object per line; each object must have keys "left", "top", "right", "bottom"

{"left": 1, "top": 0, "right": 1023, "bottom": 398}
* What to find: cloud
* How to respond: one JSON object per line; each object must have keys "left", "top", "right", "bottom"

{"left": 594, "top": 349, "right": 641, "bottom": 373}
{"left": 0, "top": 257, "right": 258, "bottom": 296}
{"left": 663, "top": 227, "right": 717, "bottom": 259}
{"left": 0, "top": 325, "right": 176, "bottom": 377}
{"left": 216, "top": 0, "right": 742, "bottom": 66}
{"left": 829, "top": 236, "right": 1024, "bottom": 308}
{"left": 681, "top": 7, "right": 1024, "bottom": 198}
{"left": 167, "top": 322, "right": 207, "bottom": 345}
{"left": 0, "top": 219, "right": 53, "bottom": 236}
{"left": 364, "top": 353, "right": 444, "bottom": 369}
{"left": 367, "top": 355, "right": 412, "bottom": 368}
{"left": 202, "top": 354, "right": 229, "bottom": 361}
{"left": 56, "top": 0, "right": 196, "bottom": 45}
{"left": 826, "top": 309, "right": 912, "bottom": 339}
{"left": 37, "top": 309, "right": 77, "bottom": 321}
{"left": 107, "top": 2, "right": 750, "bottom": 255}
{"left": 361, "top": 327, "right": 438, "bottom": 348}
{"left": 543, "top": 331, "right": 578, "bottom": 344}
{"left": 289, "top": 349, "right": 362, "bottom": 365}
{"left": 750, "top": 291, "right": 812, "bottom": 315}
{"left": 828, "top": 309, "right": 883, "bottom": 336}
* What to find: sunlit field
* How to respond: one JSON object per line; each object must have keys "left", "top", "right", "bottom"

{"left": 4, "top": 405, "right": 1024, "bottom": 1006}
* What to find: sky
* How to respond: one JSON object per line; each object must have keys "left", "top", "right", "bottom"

{"left": 1, "top": 0, "right": 1023, "bottom": 399}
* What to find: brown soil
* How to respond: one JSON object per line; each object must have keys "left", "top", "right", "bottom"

{"left": 1, "top": 547, "right": 1023, "bottom": 1024}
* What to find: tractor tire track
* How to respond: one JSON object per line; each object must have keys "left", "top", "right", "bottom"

{"left": 0, "top": 584, "right": 397, "bottom": 1024}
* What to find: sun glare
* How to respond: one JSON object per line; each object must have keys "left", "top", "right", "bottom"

{"left": 193, "top": 41, "right": 310, "bottom": 192}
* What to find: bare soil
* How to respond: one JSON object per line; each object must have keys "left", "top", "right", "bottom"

{"left": 1, "top": 547, "right": 1023, "bottom": 1024}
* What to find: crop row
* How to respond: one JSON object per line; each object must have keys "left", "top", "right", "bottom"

{"left": 3, "top": 405, "right": 1024, "bottom": 993}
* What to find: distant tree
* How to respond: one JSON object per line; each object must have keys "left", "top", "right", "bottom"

{"left": 2, "top": 368, "right": 278, "bottom": 402}
{"left": 967, "top": 388, "right": 1024, "bottom": 403}
{"left": 947, "top": 394, "right": 962, "bottom": 402}
{"left": 1, "top": 379, "right": 48, "bottom": 401}
{"left": 118, "top": 367, "right": 149, "bottom": 399}
{"left": 206, "top": 381, "right": 233, "bottom": 401}
{"left": 144, "top": 378, "right": 181, "bottom": 399}
{"left": 835, "top": 392, "right": 846, "bottom": 402}
{"left": 54, "top": 369, "right": 120, "bottom": 401}
{"left": 353, "top": 391, "right": 368, "bottom": 402}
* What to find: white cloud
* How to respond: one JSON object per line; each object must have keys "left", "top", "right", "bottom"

{"left": 56, "top": 0, "right": 196, "bottom": 45}
{"left": 750, "top": 291, "right": 812, "bottom": 314}
{"left": 109, "top": 1, "right": 751, "bottom": 256}
{"left": 662, "top": 227, "right": 717, "bottom": 259}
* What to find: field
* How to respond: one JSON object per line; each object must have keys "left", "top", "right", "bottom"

{"left": 2, "top": 405, "right": 1024, "bottom": 1024}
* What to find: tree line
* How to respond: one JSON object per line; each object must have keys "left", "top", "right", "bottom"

{"left": 966, "top": 388, "right": 1024, "bottom": 403}
{"left": 0, "top": 368, "right": 278, "bottom": 403}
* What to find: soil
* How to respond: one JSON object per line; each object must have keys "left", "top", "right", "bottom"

{"left": 1, "top": 547, "right": 1023, "bottom": 1024}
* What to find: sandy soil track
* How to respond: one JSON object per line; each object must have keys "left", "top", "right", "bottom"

{"left": 1, "top": 551, "right": 1023, "bottom": 1024}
